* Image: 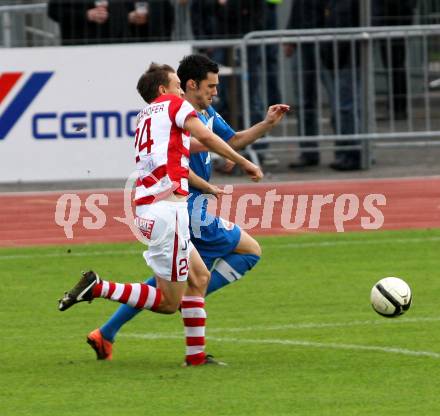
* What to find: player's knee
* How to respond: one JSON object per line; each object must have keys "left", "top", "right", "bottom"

{"left": 156, "top": 298, "right": 180, "bottom": 314}
{"left": 254, "top": 241, "right": 262, "bottom": 257}
{"left": 187, "top": 270, "right": 210, "bottom": 294}
{"left": 247, "top": 238, "right": 262, "bottom": 257}
{"left": 200, "top": 269, "right": 210, "bottom": 290}
{"left": 160, "top": 304, "right": 179, "bottom": 314}
{"left": 238, "top": 232, "right": 262, "bottom": 257}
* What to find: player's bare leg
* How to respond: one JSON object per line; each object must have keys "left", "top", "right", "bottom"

{"left": 84, "top": 277, "right": 186, "bottom": 360}
{"left": 58, "top": 270, "right": 186, "bottom": 315}
{"left": 186, "top": 248, "right": 210, "bottom": 298}
{"left": 154, "top": 277, "right": 187, "bottom": 314}
{"left": 233, "top": 229, "right": 262, "bottom": 257}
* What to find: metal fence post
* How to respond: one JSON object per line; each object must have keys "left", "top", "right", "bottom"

{"left": 240, "top": 36, "right": 260, "bottom": 165}
{"left": 2, "top": 11, "right": 12, "bottom": 48}
{"left": 360, "top": 0, "right": 374, "bottom": 169}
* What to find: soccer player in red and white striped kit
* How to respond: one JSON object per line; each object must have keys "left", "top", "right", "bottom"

{"left": 58, "top": 63, "right": 263, "bottom": 366}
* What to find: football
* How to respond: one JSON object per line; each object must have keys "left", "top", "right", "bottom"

{"left": 370, "top": 277, "right": 412, "bottom": 317}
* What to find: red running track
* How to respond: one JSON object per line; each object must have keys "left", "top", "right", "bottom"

{"left": 0, "top": 177, "right": 439, "bottom": 247}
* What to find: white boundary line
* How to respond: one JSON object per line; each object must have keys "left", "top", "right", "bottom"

{"left": 120, "top": 316, "right": 440, "bottom": 359}
{"left": 0, "top": 187, "right": 125, "bottom": 197}
{"left": 120, "top": 316, "right": 440, "bottom": 360}
{"left": 120, "top": 316, "right": 440, "bottom": 337}
{"left": 0, "top": 249, "right": 139, "bottom": 260}
{"left": 0, "top": 174, "right": 439, "bottom": 196}
{"left": 268, "top": 236, "right": 440, "bottom": 249}
{"left": 1, "top": 234, "right": 439, "bottom": 260}
{"left": 211, "top": 337, "right": 440, "bottom": 359}
{"left": 121, "top": 332, "right": 440, "bottom": 359}
{"left": 224, "top": 174, "right": 440, "bottom": 189}
{"left": 203, "top": 316, "right": 440, "bottom": 333}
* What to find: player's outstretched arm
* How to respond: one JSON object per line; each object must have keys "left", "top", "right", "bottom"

{"left": 188, "top": 169, "right": 225, "bottom": 197}
{"left": 228, "top": 104, "right": 290, "bottom": 150}
{"left": 189, "top": 137, "right": 208, "bottom": 153}
{"left": 184, "top": 117, "right": 263, "bottom": 182}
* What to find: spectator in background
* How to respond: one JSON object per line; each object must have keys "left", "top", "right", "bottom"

{"left": 373, "top": 0, "right": 418, "bottom": 120}
{"left": 48, "top": 0, "right": 174, "bottom": 45}
{"left": 191, "top": 0, "right": 265, "bottom": 127}
{"left": 191, "top": 0, "right": 279, "bottom": 167}
{"left": 48, "top": 0, "right": 130, "bottom": 45}
{"left": 128, "top": 1, "right": 174, "bottom": 42}
{"left": 322, "top": 0, "right": 361, "bottom": 171}
{"left": 172, "top": 0, "right": 192, "bottom": 40}
{"left": 251, "top": 0, "right": 283, "bottom": 167}
{"left": 190, "top": 0, "right": 239, "bottom": 174}
{"left": 286, "top": 0, "right": 362, "bottom": 171}
{"left": 233, "top": 0, "right": 266, "bottom": 128}
{"left": 285, "top": 0, "right": 323, "bottom": 168}
{"left": 190, "top": 0, "right": 233, "bottom": 122}
{"left": 263, "top": 0, "right": 282, "bottom": 107}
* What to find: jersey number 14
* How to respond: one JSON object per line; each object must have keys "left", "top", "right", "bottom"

{"left": 135, "top": 118, "right": 154, "bottom": 154}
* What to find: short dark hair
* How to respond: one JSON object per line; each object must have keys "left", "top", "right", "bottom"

{"left": 177, "top": 55, "right": 219, "bottom": 92}
{"left": 137, "top": 63, "right": 175, "bottom": 103}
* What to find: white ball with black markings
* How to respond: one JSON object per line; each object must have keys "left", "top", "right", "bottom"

{"left": 370, "top": 277, "right": 412, "bottom": 317}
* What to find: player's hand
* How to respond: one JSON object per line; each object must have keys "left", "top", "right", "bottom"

{"left": 205, "top": 184, "right": 226, "bottom": 198}
{"left": 128, "top": 10, "right": 148, "bottom": 25}
{"left": 241, "top": 160, "right": 263, "bottom": 182}
{"left": 265, "top": 104, "right": 291, "bottom": 126}
{"left": 87, "top": 7, "right": 109, "bottom": 24}
{"left": 214, "top": 159, "right": 236, "bottom": 174}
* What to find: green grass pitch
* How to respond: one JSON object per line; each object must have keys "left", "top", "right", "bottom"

{"left": 1, "top": 229, "right": 440, "bottom": 416}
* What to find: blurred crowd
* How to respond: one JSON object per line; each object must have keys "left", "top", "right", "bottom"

{"left": 47, "top": 0, "right": 281, "bottom": 45}
{"left": 46, "top": 0, "right": 420, "bottom": 45}
{"left": 47, "top": 0, "right": 421, "bottom": 171}
{"left": 48, "top": 0, "right": 175, "bottom": 44}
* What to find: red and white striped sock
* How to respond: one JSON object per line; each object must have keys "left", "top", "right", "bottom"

{"left": 92, "top": 281, "right": 161, "bottom": 311}
{"left": 181, "top": 296, "right": 207, "bottom": 365}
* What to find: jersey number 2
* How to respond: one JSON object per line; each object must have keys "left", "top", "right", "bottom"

{"left": 178, "top": 258, "right": 188, "bottom": 277}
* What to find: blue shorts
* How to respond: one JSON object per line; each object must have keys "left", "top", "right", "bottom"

{"left": 190, "top": 212, "right": 241, "bottom": 269}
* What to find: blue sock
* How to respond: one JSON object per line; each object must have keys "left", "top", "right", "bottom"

{"left": 99, "top": 254, "right": 259, "bottom": 342}
{"left": 144, "top": 255, "right": 259, "bottom": 296}
{"left": 207, "top": 253, "right": 260, "bottom": 295}
{"left": 146, "top": 277, "right": 156, "bottom": 287}
{"left": 100, "top": 276, "right": 156, "bottom": 342}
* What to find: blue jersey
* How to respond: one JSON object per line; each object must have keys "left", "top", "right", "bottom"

{"left": 188, "top": 106, "right": 235, "bottom": 217}
{"left": 186, "top": 105, "right": 241, "bottom": 265}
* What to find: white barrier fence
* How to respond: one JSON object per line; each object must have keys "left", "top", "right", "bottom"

{"left": 0, "top": 42, "right": 191, "bottom": 182}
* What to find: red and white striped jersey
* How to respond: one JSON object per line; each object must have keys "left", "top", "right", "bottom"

{"left": 134, "top": 94, "right": 197, "bottom": 206}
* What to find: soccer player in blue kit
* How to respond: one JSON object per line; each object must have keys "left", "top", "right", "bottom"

{"left": 87, "top": 54, "right": 289, "bottom": 360}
